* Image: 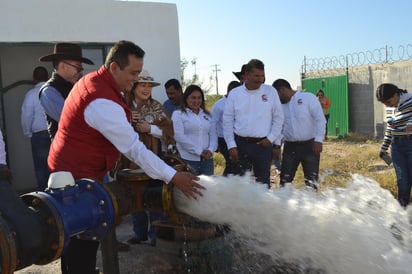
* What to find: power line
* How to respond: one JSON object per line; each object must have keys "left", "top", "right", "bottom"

{"left": 212, "top": 64, "right": 221, "bottom": 95}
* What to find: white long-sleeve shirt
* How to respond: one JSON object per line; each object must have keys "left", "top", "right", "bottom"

{"left": 172, "top": 108, "right": 217, "bottom": 161}
{"left": 223, "top": 83, "right": 284, "bottom": 149}
{"left": 211, "top": 96, "right": 226, "bottom": 138}
{"left": 21, "top": 82, "right": 48, "bottom": 137}
{"left": 84, "top": 98, "right": 176, "bottom": 183}
{"left": 0, "top": 130, "right": 6, "bottom": 165}
{"left": 281, "top": 90, "right": 326, "bottom": 143}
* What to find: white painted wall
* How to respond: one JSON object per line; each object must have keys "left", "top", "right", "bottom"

{"left": 0, "top": 0, "right": 181, "bottom": 192}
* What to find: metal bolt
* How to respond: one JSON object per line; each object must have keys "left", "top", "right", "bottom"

{"left": 47, "top": 217, "right": 55, "bottom": 225}
{"left": 92, "top": 236, "right": 97, "bottom": 241}
{"left": 102, "top": 222, "right": 108, "bottom": 227}
{"left": 87, "top": 184, "right": 93, "bottom": 190}
{"left": 100, "top": 200, "right": 105, "bottom": 206}
{"left": 32, "top": 198, "right": 41, "bottom": 206}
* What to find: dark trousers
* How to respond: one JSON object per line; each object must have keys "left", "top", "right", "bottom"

{"left": 324, "top": 114, "right": 330, "bottom": 136}
{"left": 61, "top": 238, "right": 99, "bottom": 274}
{"left": 235, "top": 138, "right": 272, "bottom": 187}
{"left": 31, "top": 131, "right": 51, "bottom": 190}
{"left": 280, "top": 139, "right": 320, "bottom": 189}
{"left": 218, "top": 137, "right": 232, "bottom": 176}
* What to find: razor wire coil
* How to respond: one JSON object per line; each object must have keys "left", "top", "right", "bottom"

{"left": 303, "top": 44, "right": 412, "bottom": 73}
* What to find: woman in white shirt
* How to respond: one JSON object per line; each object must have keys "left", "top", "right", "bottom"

{"left": 172, "top": 85, "right": 217, "bottom": 175}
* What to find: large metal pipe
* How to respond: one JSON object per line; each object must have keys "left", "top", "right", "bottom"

{"left": 0, "top": 155, "right": 192, "bottom": 273}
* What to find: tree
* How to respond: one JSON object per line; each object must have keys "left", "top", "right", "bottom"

{"left": 180, "top": 57, "right": 212, "bottom": 94}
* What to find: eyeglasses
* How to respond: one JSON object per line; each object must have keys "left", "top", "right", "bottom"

{"left": 63, "top": 61, "right": 84, "bottom": 73}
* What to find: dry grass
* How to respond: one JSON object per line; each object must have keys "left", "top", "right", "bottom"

{"left": 213, "top": 135, "right": 399, "bottom": 200}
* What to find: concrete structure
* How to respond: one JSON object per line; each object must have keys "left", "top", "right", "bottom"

{"left": 0, "top": 0, "right": 181, "bottom": 192}
{"left": 304, "top": 60, "right": 412, "bottom": 138}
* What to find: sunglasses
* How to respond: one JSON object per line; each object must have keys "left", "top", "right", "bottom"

{"left": 63, "top": 61, "right": 84, "bottom": 73}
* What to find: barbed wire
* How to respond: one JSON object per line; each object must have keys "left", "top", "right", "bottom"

{"left": 302, "top": 44, "right": 412, "bottom": 73}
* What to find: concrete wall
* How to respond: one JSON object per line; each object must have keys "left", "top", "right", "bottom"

{"left": 0, "top": 0, "right": 181, "bottom": 192}
{"left": 305, "top": 60, "right": 412, "bottom": 139}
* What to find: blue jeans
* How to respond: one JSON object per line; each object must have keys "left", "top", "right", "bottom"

{"left": 31, "top": 131, "right": 51, "bottom": 190}
{"left": 132, "top": 211, "right": 165, "bottom": 240}
{"left": 184, "top": 158, "right": 214, "bottom": 175}
{"left": 324, "top": 114, "right": 330, "bottom": 137}
{"left": 391, "top": 136, "right": 412, "bottom": 207}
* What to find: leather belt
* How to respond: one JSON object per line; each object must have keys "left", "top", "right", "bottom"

{"left": 235, "top": 134, "right": 265, "bottom": 143}
{"left": 33, "top": 130, "right": 49, "bottom": 134}
{"left": 284, "top": 138, "right": 314, "bottom": 145}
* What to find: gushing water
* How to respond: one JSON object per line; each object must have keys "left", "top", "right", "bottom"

{"left": 174, "top": 173, "right": 412, "bottom": 274}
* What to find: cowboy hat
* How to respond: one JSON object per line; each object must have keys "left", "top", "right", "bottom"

{"left": 39, "top": 43, "right": 94, "bottom": 65}
{"left": 137, "top": 70, "right": 160, "bottom": 87}
{"left": 232, "top": 64, "right": 247, "bottom": 81}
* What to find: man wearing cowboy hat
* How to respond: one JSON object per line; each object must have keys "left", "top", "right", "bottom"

{"left": 232, "top": 64, "right": 247, "bottom": 84}
{"left": 39, "top": 42, "right": 94, "bottom": 139}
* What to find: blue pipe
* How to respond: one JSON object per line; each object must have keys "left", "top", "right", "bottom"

{"left": 22, "top": 178, "right": 115, "bottom": 253}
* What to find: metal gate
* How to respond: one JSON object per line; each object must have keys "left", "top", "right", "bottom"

{"left": 302, "top": 75, "right": 349, "bottom": 137}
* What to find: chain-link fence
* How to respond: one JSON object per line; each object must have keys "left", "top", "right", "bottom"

{"left": 302, "top": 44, "right": 412, "bottom": 73}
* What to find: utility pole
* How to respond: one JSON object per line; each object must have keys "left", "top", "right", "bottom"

{"left": 212, "top": 64, "right": 221, "bottom": 95}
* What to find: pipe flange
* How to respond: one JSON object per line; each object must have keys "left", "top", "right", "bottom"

{"left": 0, "top": 214, "right": 17, "bottom": 274}
{"left": 161, "top": 155, "right": 192, "bottom": 224}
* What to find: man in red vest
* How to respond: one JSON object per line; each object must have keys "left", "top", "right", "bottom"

{"left": 49, "top": 40, "right": 204, "bottom": 274}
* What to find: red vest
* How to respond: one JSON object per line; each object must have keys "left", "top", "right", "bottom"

{"left": 48, "top": 66, "right": 130, "bottom": 180}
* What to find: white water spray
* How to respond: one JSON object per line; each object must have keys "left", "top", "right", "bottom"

{"left": 174, "top": 173, "right": 412, "bottom": 274}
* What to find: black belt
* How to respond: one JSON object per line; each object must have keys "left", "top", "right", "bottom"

{"left": 284, "top": 138, "right": 314, "bottom": 145}
{"left": 33, "top": 130, "right": 48, "bottom": 134}
{"left": 235, "top": 134, "right": 265, "bottom": 143}
{"left": 393, "top": 135, "right": 412, "bottom": 141}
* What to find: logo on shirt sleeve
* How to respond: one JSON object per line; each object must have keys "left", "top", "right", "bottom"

{"left": 261, "top": 94, "right": 268, "bottom": 102}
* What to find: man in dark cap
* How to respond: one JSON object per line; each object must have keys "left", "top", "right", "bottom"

{"left": 39, "top": 42, "right": 94, "bottom": 139}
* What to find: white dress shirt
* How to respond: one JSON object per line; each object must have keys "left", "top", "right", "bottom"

{"left": 21, "top": 82, "right": 48, "bottom": 137}
{"left": 84, "top": 98, "right": 176, "bottom": 183}
{"left": 223, "top": 83, "right": 284, "bottom": 149}
{"left": 211, "top": 96, "right": 226, "bottom": 138}
{"left": 172, "top": 108, "right": 217, "bottom": 161}
{"left": 281, "top": 90, "right": 326, "bottom": 142}
{"left": 0, "top": 130, "right": 6, "bottom": 165}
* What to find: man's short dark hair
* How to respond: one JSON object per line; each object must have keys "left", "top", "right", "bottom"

{"left": 105, "top": 40, "right": 145, "bottom": 69}
{"left": 227, "top": 81, "right": 241, "bottom": 93}
{"left": 164, "top": 78, "right": 182, "bottom": 91}
{"left": 272, "top": 79, "right": 291, "bottom": 90}
{"left": 33, "top": 66, "right": 49, "bottom": 83}
{"left": 246, "top": 59, "right": 265, "bottom": 72}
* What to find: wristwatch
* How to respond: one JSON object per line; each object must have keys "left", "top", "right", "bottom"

{"left": 273, "top": 144, "right": 281, "bottom": 149}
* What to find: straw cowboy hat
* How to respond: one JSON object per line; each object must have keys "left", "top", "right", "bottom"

{"left": 39, "top": 43, "right": 94, "bottom": 64}
{"left": 232, "top": 64, "right": 247, "bottom": 81}
{"left": 137, "top": 70, "right": 160, "bottom": 87}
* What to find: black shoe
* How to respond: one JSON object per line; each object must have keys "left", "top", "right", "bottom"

{"left": 127, "top": 237, "right": 147, "bottom": 245}
{"left": 116, "top": 240, "right": 130, "bottom": 252}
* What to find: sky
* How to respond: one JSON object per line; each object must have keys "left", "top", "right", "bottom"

{"left": 136, "top": 0, "right": 412, "bottom": 95}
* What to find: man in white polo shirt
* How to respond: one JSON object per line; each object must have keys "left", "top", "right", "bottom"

{"left": 223, "top": 59, "right": 283, "bottom": 187}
